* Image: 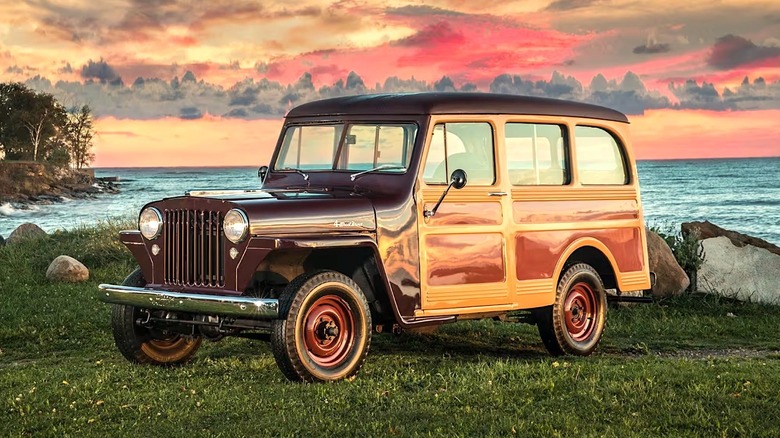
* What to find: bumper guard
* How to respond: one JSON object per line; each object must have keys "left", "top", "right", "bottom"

{"left": 97, "top": 284, "right": 279, "bottom": 319}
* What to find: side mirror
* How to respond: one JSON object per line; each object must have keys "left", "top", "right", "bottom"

{"left": 258, "top": 165, "right": 269, "bottom": 182}
{"left": 450, "top": 169, "right": 467, "bottom": 190}
{"left": 424, "top": 169, "right": 468, "bottom": 218}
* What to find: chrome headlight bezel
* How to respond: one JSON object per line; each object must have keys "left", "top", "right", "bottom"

{"left": 223, "top": 208, "right": 249, "bottom": 244}
{"left": 139, "top": 207, "right": 163, "bottom": 240}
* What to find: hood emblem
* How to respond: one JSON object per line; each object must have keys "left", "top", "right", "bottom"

{"left": 333, "top": 220, "right": 364, "bottom": 228}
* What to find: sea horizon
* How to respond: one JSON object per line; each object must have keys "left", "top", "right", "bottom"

{"left": 2, "top": 157, "right": 779, "bottom": 245}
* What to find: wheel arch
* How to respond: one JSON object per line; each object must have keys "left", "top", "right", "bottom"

{"left": 553, "top": 237, "right": 621, "bottom": 291}
{"left": 253, "top": 237, "right": 396, "bottom": 324}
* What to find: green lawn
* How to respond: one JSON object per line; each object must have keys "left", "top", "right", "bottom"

{"left": 2, "top": 223, "right": 779, "bottom": 436}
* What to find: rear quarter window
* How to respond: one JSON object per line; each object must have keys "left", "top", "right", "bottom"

{"left": 575, "top": 126, "right": 629, "bottom": 185}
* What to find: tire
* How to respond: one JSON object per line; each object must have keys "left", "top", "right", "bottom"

{"left": 537, "top": 263, "right": 607, "bottom": 356}
{"left": 111, "top": 268, "right": 202, "bottom": 365}
{"left": 271, "top": 271, "right": 372, "bottom": 382}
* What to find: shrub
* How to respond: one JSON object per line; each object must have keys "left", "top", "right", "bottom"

{"left": 648, "top": 223, "right": 705, "bottom": 291}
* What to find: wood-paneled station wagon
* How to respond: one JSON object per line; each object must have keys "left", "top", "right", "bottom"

{"left": 98, "top": 93, "right": 653, "bottom": 382}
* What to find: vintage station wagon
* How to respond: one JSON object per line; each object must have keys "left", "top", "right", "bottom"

{"left": 98, "top": 92, "right": 652, "bottom": 382}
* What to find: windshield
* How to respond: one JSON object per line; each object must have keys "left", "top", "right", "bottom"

{"left": 274, "top": 123, "right": 418, "bottom": 173}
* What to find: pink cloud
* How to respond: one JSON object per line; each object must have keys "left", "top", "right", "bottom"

{"left": 261, "top": 15, "right": 592, "bottom": 87}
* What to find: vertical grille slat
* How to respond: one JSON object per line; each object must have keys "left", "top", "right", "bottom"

{"left": 163, "top": 209, "right": 224, "bottom": 287}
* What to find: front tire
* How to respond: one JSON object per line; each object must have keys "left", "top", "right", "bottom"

{"left": 271, "top": 271, "right": 372, "bottom": 382}
{"left": 111, "top": 268, "right": 202, "bottom": 365}
{"left": 537, "top": 263, "right": 607, "bottom": 356}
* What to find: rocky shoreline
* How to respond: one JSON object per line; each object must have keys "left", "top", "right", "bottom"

{"left": 0, "top": 161, "right": 119, "bottom": 206}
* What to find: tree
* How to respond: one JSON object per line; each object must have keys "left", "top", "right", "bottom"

{"left": 65, "top": 105, "right": 95, "bottom": 169}
{"left": 0, "top": 82, "right": 67, "bottom": 161}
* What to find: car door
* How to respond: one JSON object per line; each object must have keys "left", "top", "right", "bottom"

{"left": 415, "top": 120, "right": 511, "bottom": 314}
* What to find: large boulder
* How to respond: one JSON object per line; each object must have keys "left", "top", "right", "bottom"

{"left": 6, "top": 223, "right": 46, "bottom": 245}
{"left": 697, "top": 236, "right": 780, "bottom": 305}
{"left": 645, "top": 230, "right": 690, "bottom": 298}
{"left": 682, "top": 221, "right": 780, "bottom": 256}
{"left": 46, "top": 255, "right": 90, "bottom": 283}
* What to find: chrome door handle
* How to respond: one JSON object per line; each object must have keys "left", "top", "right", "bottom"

{"left": 488, "top": 192, "right": 507, "bottom": 197}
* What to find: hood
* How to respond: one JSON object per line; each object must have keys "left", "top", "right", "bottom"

{"left": 162, "top": 188, "right": 376, "bottom": 235}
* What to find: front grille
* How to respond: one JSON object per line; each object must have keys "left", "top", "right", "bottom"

{"left": 164, "top": 209, "right": 225, "bottom": 287}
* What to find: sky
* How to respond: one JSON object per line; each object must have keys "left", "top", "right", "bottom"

{"left": 1, "top": 0, "right": 779, "bottom": 166}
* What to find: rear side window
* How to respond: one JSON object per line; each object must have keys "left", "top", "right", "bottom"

{"left": 575, "top": 126, "right": 629, "bottom": 185}
{"left": 505, "top": 123, "right": 568, "bottom": 185}
{"left": 423, "top": 122, "right": 495, "bottom": 186}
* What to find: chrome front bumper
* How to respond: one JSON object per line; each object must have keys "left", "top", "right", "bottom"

{"left": 97, "top": 284, "right": 279, "bottom": 319}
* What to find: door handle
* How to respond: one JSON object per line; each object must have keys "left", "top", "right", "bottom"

{"left": 488, "top": 192, "right": 508, "bottom": 197}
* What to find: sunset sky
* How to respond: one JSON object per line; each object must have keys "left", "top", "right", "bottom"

{"left": 1, "top": 0, "right": 779, "bottom": 166}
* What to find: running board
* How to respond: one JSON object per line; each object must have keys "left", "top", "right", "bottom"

{"left": 607, "top": 294, "right": 654, "bottom": 304}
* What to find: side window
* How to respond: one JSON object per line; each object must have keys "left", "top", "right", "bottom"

{"left": 505, "top": 123, "right": 568, "bottom": 185}
{"left": 575, "top": 126, "right": 629, "bottom": 185}
{"left": 422, "top": 122, "right": 495, "bottom": 185}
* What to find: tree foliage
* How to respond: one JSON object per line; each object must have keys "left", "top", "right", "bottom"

{"left": 0, "top": 82, "right": 94, "bottom": 168}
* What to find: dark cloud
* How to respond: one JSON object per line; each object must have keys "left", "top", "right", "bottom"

{"left": 633, "top": 43, "right": 671, "bottom": 54}
{"left": 57, "top": 62, "right": 73, "bottom": 74}
{"left": 668, "top": 80, "right": 731, "bottom": 110}
{"left": 545, "top": 0, "right": 600, "bottom": 11}
{"left": 386, "top": 5, "right": 465, "bottom": 16}
{"left": 18, "top": 64, "right": 780, "bottom": 120}
{"left": 5, "top": 66, "right": 24, "bottom": 74}
{"left": 707, "top": 34, "right": 780, "bottom": 70}
{"left": 488, "top": 71, "right": 583, "bottom": 102}
{"left": 179, "top": 106, "right": 203, "bottom": 119}
{"left": 721, "top": 76, "right": 780, "bottom": 110}
{"left": 80, "top": 59, "right": 121, "bottom": 83}
{"left": 394, "top": 22, "right": 464, "bottom": 47}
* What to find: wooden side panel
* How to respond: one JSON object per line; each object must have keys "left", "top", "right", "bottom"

{"left": 515, "top": 228, "right": 644, "bottom": 281}
{"left": 425, "top": 233, "right": 505, "bottom": 286}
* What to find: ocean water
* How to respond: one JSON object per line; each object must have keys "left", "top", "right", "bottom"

{"left": 1, "top": 158, "right": 778, "bottom": 244}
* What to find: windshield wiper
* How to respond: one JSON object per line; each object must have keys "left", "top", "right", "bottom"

{"left": 278, "top": 167, "right": 309, "bottom": 181}
{"left": 350, "top": 164, "right": 406, "bottom": 181}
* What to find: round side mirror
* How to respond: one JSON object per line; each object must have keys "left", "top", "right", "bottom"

{"left": 258, "top": 165, "right": 269, "bottom": 182}
{"left": 450, "top": 169, "right": 467, "bottom": 189}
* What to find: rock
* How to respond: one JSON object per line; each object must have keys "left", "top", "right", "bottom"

{"left": 6, "top": 223, "right": 47, "bottom": 245}
{"left": 0, "top": 234, "right": 5, "bottom": 247}
{"left": 46, "top": 255, "right": 90, "bottom": 283}
{"left": 697, "top": 236, "right": 780, "bottom": 305}
{"left": 645, "top": 230, "right": 690, "bottom": 298}
{"left": 682, "top": 221, "right": 780, "bottom": 257}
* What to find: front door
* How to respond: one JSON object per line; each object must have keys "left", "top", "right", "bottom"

{"left": 416, "top": 120, "right": 511, "bottom": 314}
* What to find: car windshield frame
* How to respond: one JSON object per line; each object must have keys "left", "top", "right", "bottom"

{"left": 273, "top": 122, "right": 419, "bottom": 176}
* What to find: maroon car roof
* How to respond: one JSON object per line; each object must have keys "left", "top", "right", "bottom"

{"left": 286, "top": 92, "right": 629, "bottom": 123}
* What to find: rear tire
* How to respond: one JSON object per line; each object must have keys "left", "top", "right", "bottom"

{"left": 111, "top": 268, "right": 202, "bottom": 365}
{"left": 271, "top": 271, "right": 372, "bottom": 382}
{"left": 537, "top": 263, "right": 607, "bottom": 356}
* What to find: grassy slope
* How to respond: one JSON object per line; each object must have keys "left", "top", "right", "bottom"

{"left": 1, "top": 223, "right": 779, "bottom": 437}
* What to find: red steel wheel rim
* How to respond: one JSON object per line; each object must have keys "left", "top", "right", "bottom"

{"left": 302, "top": 295, "right": 355, "bottom": 368}
{"left": 563, "top": 282, "right": 597, "bottom": 342}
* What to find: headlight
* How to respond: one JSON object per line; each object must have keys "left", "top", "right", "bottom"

{"left": 223, "top": 209, "right": 249, "bottom": 244}
{"left": 139, "top": 207, "right": 162, "bottom": 240}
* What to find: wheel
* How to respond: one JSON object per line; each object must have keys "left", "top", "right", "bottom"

{"left": 536, "top": 263, "right": 607, "bottom": 356}
{"left": 111, "top": 268, "right": 202, "bottom": 365}
{"left": 271, "top": 271, "right": 372, "bottom": 382}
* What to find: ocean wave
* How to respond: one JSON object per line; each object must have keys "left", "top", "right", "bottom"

{"left": 0, "top": 203, "right": 40, "bottom": 216}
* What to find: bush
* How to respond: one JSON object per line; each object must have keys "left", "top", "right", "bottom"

{"left": 648, "top": 223, "right": 705, "bottom": 291}
{"left": 46, "top": 147, "right": 71, "bottom": 168}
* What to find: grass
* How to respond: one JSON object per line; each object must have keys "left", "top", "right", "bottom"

{"left": 2, "top": 222, "right": 780, "bottom": 436}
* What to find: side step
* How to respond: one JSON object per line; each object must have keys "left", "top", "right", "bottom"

{"left": 607, "top": 294, "right": 654, "bottom": 304}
